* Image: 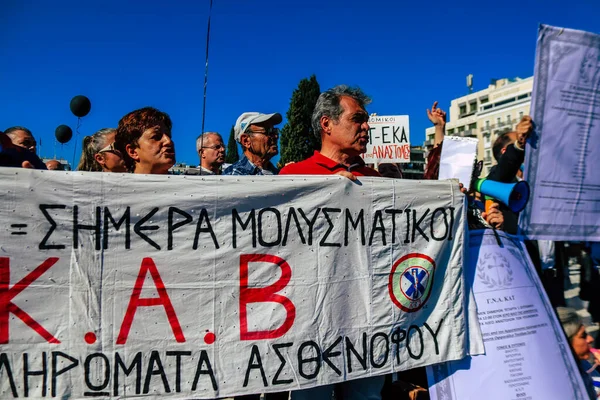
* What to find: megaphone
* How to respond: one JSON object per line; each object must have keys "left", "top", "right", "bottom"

{"left": 475, "top": 178, "right": 530, "bottom": 213}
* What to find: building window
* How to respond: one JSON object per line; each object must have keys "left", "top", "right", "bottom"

{"left": 485, "top": 120, "right": 490, "bottom": 128}
{"left": 519, "top": 111, "right": 524, "bottom": 119}
{"left": 485, "top": 134, "right": 490, "bottom": 144}
{"left": 459, "top": 104, "right": 467, "bottom": 115}
{"left": 447, "top": 128, "right": 454, "bottom": 135}
{"left": 469, "top": 102, "right": 477, "bottom": 112}
{"left": 458, "top": 126, "right": 465, "bottom": 132}
{"left": 496, "top": 117, "right": 501, "bottom": 125}
{"left": 507, "top": 115, "right": 511, "bottom": 123}
{"left": 480, "top": 96, "right": 489, "bottom": 104}
{"left": 468, "top": 123, "right": 477, "bottom": 131}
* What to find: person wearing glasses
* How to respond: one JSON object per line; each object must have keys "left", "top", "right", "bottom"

{"left": 77, "top": 128, "right": 128, "bottom": 172}
{"left": 115, "top": 107, "right": 176, "bottom": 175}
{"left": 222, "top": 112, "right": 282, "bottom": 176}
{"left": 4, "top": 126, "right": 37, "bottom": 154}
{"left": 187, "top": 132, "right": 225, "bottom": 175}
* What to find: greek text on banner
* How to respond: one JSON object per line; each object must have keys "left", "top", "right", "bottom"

{"left": 0, "top": 169, "right": 481, "bottom": 398}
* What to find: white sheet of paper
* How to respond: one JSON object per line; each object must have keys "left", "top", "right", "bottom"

{"left": 520, "top": 24, "right": 600, "bottom": 240}
{"left": 438, "top": 136, "right": 478, "bottom": 190}
{"left": 426, "top": 230, "right": 588, "bottom": 400}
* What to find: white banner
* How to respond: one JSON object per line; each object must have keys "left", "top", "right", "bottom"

{"left": 427, "top": 230, "right": 588, "bottom": 400}
{"left": 362, "top": 115, "right": 410, "bottom": 163}
{"left": 0, "top": 169, "right": 481, "bottom": 399}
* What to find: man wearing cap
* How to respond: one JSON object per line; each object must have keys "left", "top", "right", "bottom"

{"left": 222, "top": 112, "right": 282, "bottom": 176}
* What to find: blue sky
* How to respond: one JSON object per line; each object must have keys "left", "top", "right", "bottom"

{"left": 1, "top": 0, "right": 599, "bottom": 167}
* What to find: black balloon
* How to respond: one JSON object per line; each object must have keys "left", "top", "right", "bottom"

{"left": 70, "top": 95, "right": 91, "bottom": 117}
{"left": 55, "top": 125, "right": 73, "bottom": 144}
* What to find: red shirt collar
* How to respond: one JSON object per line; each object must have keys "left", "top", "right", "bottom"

{"left": 312, "top": 151, "right": 367, "bottom": 171}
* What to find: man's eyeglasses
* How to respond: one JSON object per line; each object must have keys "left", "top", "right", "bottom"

{"left": 201, "top": 144, "right": 225, "bottom": 150}
{"left": 98, "top": 142, "right": 121, "bottom": 155}
{"left": 247, "top": 127, "right": 279, "bottom": 137}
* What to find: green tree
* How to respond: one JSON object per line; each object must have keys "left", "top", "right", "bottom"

{"left": 278, "top": 75, "right": 321, "bottom": 167}
{"left": 225, "top": 125, "right": 239, "bottom": 164}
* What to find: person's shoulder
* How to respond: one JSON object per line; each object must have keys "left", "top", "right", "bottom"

{"left": 222, "top": 160, "right": 245, "bottom": 175}
{"left": 279, "top": 157, "right": 317, "bottom": 175}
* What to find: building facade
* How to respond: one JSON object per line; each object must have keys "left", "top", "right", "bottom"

{"left": 425, "top": 76, "right": 532, "bottom": 176}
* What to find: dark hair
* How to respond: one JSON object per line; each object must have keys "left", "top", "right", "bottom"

{"left": 492, "top": 132, "right": 515, "bottom": 161}
{"left": 4, "top": 126, "right": 32, "bottom": 139}
{"left": 77, "top": 128, "right": 116, "bottom": 171}
{"left": 115, "top": 107, "right": 172, "bottom": 171}
{"left": 312, "top": 85, "right": 371, "bottom": 138}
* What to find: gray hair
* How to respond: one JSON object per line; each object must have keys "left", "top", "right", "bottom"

{"left": 311, "top": 85, "right": 372, "bottom": 138}
{"left": 4, "top": 126, "right": 33, "bottom": 140}
{"left": 196, "top": 132, "right": 222, "bottom": 153}
{"left": 557, "top": 307, "right": 582, "bottom": 339}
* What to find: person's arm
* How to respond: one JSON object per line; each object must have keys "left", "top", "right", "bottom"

{"left": 426, "top": 101, "right": 446, "bottom": 148}
{"left": 487, "top": 116, "right": 534, "bottom": 182}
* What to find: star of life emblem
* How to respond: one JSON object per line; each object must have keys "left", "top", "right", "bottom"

{"left": 388, "top": 253, "right": 436, "bottom": 312}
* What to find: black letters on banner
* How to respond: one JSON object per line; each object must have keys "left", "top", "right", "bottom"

{"left": 193, "top": 209, "right": 220, "bottom": 250}
{"left": 369, "top": 210, "right": 386, "bottom": 246}
{"left": 114, "top": 351, "right": 142, "bottom": 395}
{"left": 345, "top": 209, "right": 365, "bottom": 246}
{"left": 168, "top": 207, "right": 193, "bottom": 250}
{"left": 51, "top": 351, "right": 79, "bottom": 397}
{"left": 384, "top": 209, "right": 403, "bottom": 244}
{"left": 430, "top": 207, "right": 449, "bottom": 241}
{"left": 423, "top": 319, "right": 444, "bottom": 355}
{"left": 166, "top": 351, "right": 192, "bottom": 393}
{"left": 320, "top": 208, "right": 341, "bottom": 247}
{"left": 243, "top": 345, "right": 267, "bottom": 388}
{"left": 369, "top": 332, "right": 390, "bottom": 368}
{"left": 23, "top": 352, "right": 47, "bottom": 397}
{"left": 298, "top": 341, "right": 321, "bottom": 380}
{"left": 143, "top": 351, "right": 170, "bottom": 394}
{"left": 345, "top": 333, "right": 367, "bottom": 373}
{"left": 406, "top": 325, "right": 424, "bottom": 360}
{"left": 391, "top": 328, "right": 407, "bottom": 364}
{"left": 191, "top": 350, "right": 218, "bottom": 391}
{"left": 84, "top": 353, "right": 110, "bottom": 395}
{"left": 73, "top": 205, "right": 102, "bottom": 250}
{"left": 134, "top": 207, "right": 160, "bottom": 250}
{"left": 322, "top": 336, "right": 343, "bottom": 376}
{"left": 282, "top": 207, "right": 306, "bottom": 246}
{"left": 104, "top": 206, "right": 131, "bottom": 249}
{"left": 272, "top": 343, "right": 293, "bottom": 385}
{"left": 297, "top": 208, "right": 320, "bottom": 245}
{"left": 0, "top": 353, "right": 18, "bottom": 397}
{"left": 232, "top": 209, "right": 256, "bottom": 249}
{"left": 39, "top": 204, "right": 66, "bottom": 250}
{"left": 257, "top": 208, "right": 282, "bottom": 247}
{"left": 412, "top": 208, "right": 430, "bottom": 242}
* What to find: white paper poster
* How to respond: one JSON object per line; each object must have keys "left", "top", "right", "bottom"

{"left": 427, "top": 230, "right": 588, "bottom": 400}
{"left": 362, "top": 115, "right": 411, "bottom": 163}
{"left": 438, "top": 136, "right": 479, "bottom": 190}
{"left": 0, "top": 169, "right": 481, "bottom": 399}
{"left": 520, "top": 24, "right": 600, "bottom": 241}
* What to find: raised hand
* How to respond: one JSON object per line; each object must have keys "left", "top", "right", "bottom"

{"left": 515, "top": 116, "right": 534, "bottom": 147}
{"left": 427, "top": 101, "right": 447, "bottom": 127}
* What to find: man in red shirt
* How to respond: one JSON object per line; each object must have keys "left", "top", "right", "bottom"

{"left": 280, "top": 85, "right": 384, "bottom": 400}
{"left": 279, "top": 85, "right": 380, "bottom": 180}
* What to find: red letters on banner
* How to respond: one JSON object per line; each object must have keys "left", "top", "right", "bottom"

{"left": 239, "top": 254, "right": 296, "bottom": 340}
{"left": 117, "top": 257, "right": 185, "bottom": 344}
{"left": 0, "top": 257, "right": 60, "bottom": 344}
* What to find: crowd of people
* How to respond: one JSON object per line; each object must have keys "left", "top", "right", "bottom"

{"left": 1, "top": 84, "right": 599, "bottom": 399}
